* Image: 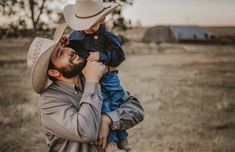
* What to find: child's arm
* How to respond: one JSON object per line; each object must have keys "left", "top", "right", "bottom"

{"left": 99, "top": 31, "right": 125, "bottom": 67}
{"left": 87, "top": 52, "right": 99, "bottom": 62}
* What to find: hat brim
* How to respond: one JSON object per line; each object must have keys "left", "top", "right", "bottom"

{"left": 63, "top": 3, "right": 118, "bottom": 30}
{"left": 53, "top": 23, "right": 68, "bottom": 42}
{"left": 31, "top": 45, "right": 56, "bottom": 94}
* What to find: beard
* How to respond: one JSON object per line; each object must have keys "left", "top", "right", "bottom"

{"left": 59, "top": 58, "right": 86, "bottom": 78}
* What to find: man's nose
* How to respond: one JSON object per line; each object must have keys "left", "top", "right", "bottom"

{"left": 65, "top": 49, "right": 73, "bottom": 57}
{"left": 68, "top": 49, "right": 81, "bottom": 59}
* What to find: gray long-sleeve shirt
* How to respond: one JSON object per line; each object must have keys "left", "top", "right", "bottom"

{"left": 38, "top": 80, "right": 144, "bottom": 152}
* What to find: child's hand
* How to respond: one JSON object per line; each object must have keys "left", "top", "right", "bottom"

{"left": 87, "top": 52, "right": 99, "bottom": 62}
{"left": 59, "top": 36, "right": 69, "bottom": 46}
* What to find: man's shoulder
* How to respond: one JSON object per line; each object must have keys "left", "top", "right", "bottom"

{"left": 38, "top": 83, "right": 82, "bottom": 112}
{"left": 39, "top": 84, "right": 64, "bottom": 102}
{"left": 38, "top": 85, "right": 69, "bottom": 110}
{"left": 40, "top": 83, "right": 58, "bottom": 95}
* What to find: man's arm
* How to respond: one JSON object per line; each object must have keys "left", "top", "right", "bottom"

{"left": 39, "top": 82, "right": 102, "bottom": 142}
{"left": 95, "top": 94, "right": 144, "bottom": 148}
{"left": 106, "top": 94, "right": 144, "bottom": 130}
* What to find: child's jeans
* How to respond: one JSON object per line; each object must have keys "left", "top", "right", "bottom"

{"left": 100, "top": 71, "right": 128, "bottom": 143}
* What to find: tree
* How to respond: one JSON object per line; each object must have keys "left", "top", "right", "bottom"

{"left": 0, "top": 0, "right": 64, "bottom": 35}
{"left": 0, "top": 0, "right": 133, "bottom": 36}
{"left": 104, "top": 0, "right": 133, "bottom": 30}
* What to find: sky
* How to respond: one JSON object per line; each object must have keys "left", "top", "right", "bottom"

{"left": 121, "top": 0, "right": 235, "bottom": 26}
{"left": 1, "top": 0, "right": 235, "bottom": 27}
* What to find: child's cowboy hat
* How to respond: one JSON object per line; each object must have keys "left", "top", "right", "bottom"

{"left": 63, "top": 0, "right": 118, "bottom": 30}
{"left": 27, "top": 23, "right": 67, "bottom": 94}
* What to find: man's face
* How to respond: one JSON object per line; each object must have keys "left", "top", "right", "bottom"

{"left": 50, "top": 45, "right": 86, "bottom": 78}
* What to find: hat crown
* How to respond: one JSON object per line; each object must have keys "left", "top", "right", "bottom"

{"left": 26, "top": 23, "right": 67, "bottom": 94}
{"left": 27, "top": 38, "right": 56, "bottom": 69}
{"left": 75, "top": 0, "right": 105, "bottom": 18}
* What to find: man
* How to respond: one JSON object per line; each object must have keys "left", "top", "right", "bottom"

{"left": 26, "top": 33, "right": 144, "bottom": 151}
{"left": 63, "top": 0, "right": 133, "bottom": 149}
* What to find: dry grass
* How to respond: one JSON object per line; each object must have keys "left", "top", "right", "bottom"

{"left": 0, "top": 38, "right": 235, "bottom": 152}
{"left": 0, "top": 38, "right": 47, "bottom": 152}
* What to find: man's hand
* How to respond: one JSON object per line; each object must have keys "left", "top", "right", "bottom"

{"left": 59, "top": 36, "right": 69, "bottom": 46}
{"left": 94, "top": 114, "right": 112, "bottom": 149}
{"left": 82, "top": 61, "right": 106, "bottom": 83}
{"left": 87, "top": 52, "right": 100, "bottom": 62}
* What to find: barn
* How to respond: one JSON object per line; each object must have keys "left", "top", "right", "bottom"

{"left": 143, "top": 25, "right": 212, "bottom": 43}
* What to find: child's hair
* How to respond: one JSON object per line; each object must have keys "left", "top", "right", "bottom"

{"left": 65, "top": 40, "right": 90, "bottom": 59}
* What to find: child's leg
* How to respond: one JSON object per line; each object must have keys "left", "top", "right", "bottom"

{"left": 100, "top": 75, "right": 119, "bottom": 144}
{"left": 106, "top": 131, "right": 118, "bottom": 144}
{"left": 103, "top": 71, "right": 126, "bottom": 111}
{"left": 100, "top": 87, "right": 125, "bottom": 152}
{"left": 100, "top": 72, "right": 129, "bottom": 152}
{"left": 117, "top": 130, "right": 128, "bottom": 142}
{"left": 103, "top": 72, "right": 131, "bottom": 145}
{"left": 117, "top": 130, "right": 136, "bottom": 152}
{"left": 100, "top": 71, "right": 126, "bottom": 111}
{"left": 101, "top": 88, "right": 111, "bottom": 113}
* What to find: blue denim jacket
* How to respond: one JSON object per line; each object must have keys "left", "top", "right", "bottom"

{"left": 69, "top": 25, "right": 125, "bottom": 67}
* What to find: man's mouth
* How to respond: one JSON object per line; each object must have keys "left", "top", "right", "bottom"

{"left": 72, "top": 54, "right": 83, "bottom": 65}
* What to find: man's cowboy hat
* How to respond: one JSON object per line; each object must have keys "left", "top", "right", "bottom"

{"left": 63, "top": 0, "right": 118, "bottom": 30}
{"left": 27, "top": 23, "right": 67, "bottom": 94}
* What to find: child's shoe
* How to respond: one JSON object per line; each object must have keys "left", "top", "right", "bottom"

{"left": 105, "top": 142, "right": 126, "bottom": 152}
{"left": 118, "top": 138, "right": 136, "bottom": 152}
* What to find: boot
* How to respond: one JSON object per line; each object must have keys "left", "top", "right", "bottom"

{"left": 105, "top": 142, "right": 126, "bottom": 152}
{"left": 118, "top": 138, "right": 137, "bottom": 152}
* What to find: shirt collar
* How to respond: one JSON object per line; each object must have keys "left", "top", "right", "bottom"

{"left": 55, "top": 78, "right": 84, "bottom": 93}
{"left": 55, "top": 80, "right": 76, "bottom": 93}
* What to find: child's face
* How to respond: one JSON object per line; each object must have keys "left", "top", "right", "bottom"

{"left": 84, "top": 17, "right": 106, "bottom": 34}
{"left": 84, "top": 22, "right": 101, "bottom": 34}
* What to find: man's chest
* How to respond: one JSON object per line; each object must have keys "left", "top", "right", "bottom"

{"left": 64, "top": 92, "right": 83, "bottom": 110}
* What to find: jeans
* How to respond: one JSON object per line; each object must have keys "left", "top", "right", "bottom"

{"left": 100, "top": 71, "right": 128, "bottom": 143}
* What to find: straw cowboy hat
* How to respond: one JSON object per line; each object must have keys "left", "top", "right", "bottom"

{"left": 27, "top": 23, "right": 67, "bottom": 94}
{"left": 63, "top": 0, "right": 119, "bottom": 30}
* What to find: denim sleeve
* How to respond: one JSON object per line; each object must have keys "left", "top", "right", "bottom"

{"left": 101, "top": 31, "right": 125, "bottom": 67}
{"left": 69, "top": 31, "right": 83, "bottom": 40}
{"left": 99, "top": 51, "right": 110, "bottom": 64}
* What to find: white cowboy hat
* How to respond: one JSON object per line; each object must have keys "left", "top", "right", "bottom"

{"left": 27, "top": 23, "right": 67, "bottom": 94}
{"left": 63, "top": 0, "right": 119, "bottom": 30}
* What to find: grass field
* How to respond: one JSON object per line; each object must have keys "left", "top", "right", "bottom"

{"left": 0, "top": 38, "right": 235, "bottom": 152}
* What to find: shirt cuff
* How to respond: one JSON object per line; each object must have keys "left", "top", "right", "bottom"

{"left": 106, "top": 111, "right": 120, "bottom": 130}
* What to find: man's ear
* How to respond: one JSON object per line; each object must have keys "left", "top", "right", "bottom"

{"left": 48, "top": 69, "right": 60, "bottom": 78}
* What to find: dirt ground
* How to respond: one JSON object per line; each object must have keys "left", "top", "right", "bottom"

{"left": 0, "top": 39, "right": 235, "bottom": 152}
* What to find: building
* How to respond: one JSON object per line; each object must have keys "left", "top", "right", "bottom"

{"left": 143, "top": 25, "right": 213, "bottom": 43}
